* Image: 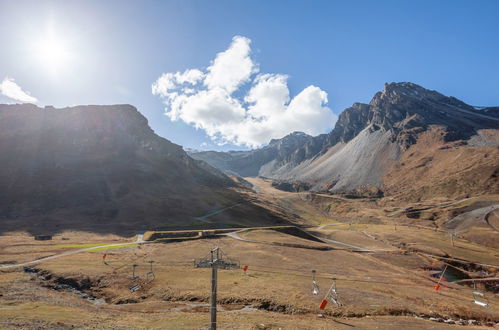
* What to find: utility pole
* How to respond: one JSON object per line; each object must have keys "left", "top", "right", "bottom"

{"left": 131, "top": 264, "right": 138, "bottom": 280}
{"left": 145, "top": 260, "right": 156, "bottom": 284}
{"left": 193, "top": 247, "right": 239, "bottom": 330}
{"left": 148, "top": 260, "right": 155, "bottom": 273}
{"left": 210, "top": 248, "right": 220, "bottom": 330}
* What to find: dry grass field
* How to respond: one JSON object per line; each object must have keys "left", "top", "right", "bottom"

{"left": 1, "top": 178, "right": 498, "bottom": 329}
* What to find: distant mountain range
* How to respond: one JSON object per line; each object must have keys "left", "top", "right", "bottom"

{"left": 189, "top": 82, "right": 499, "bottom": 200}
{"left": 0, "top": 104, "right": 283, "bottom": 235}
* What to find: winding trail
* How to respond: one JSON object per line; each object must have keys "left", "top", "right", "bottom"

{"left": 485, "top": 208, "right": 499, "bottom": 232}
{"left": 195, "top": 203, "right": 244, "bottom": 223}
{"left": 223, "top": 228, "right": 374, "bottom": 252}
{"left": 307, "top": 234, "right": 374, "bottom": 252}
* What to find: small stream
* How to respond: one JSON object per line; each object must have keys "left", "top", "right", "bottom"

{"left": 24, "top": 266, "right": 106, "bottom": 305}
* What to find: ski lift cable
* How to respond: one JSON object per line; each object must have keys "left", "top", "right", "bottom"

{"left": 246, "top": 267, "right": 433, "bottom": 286}
{"left": 26, "top": 261, "right": 446, "bottom": 285}
{"left": 247, "top": 264, "right": 410, "bottom": 280}
{"left": 23, "top": 257, "right": 460, "bottom": 285}
{"left": 246, "top": 263, "right": 439, "bottom": 284}
{"left": 15, "top": 263, "right": 415, "bottom": 285}
{"left": 244, "top": 263, "right": 474, "bottom": 289}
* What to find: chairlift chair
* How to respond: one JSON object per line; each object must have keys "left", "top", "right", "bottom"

{"left": 326, "top": 278, "right": 341, "bottom": 306}
{"left": 311, "top": 270, "right": 320, "bottom": 295}
{"left": 129, "top": 284, "right": 141, "bottom": 292}
{"left": 312, "top": 280, "right": 320, "bottom": 295}
{"left": 144, "top": 271, "right": 155, "bottom": 285}
{"left": 472, "top": 282, "right": 488, "bottom": 307}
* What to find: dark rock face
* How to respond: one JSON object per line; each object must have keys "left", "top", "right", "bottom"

{"left": 368, "top": 82, "right": 499, "bottom": 147}
{"left": 324, "top": 102, "right": 371, "bottom": 148}
{"left": 189, "top": 82, "right": 499, "bottom": 196}
{"left": 0, "top": 104, "right": 253, "bottom": 235}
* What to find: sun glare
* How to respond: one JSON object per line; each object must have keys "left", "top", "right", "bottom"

{"left": 35, "top": 34, "right": 70, "bottom": 75}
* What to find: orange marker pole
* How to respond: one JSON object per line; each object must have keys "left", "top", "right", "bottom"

{"left": 434, "top": 265, "right": 447, "bottom": 291}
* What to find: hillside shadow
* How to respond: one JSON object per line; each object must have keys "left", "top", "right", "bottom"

{"left": 0, "top": 198, "right": 291, "bottom": 238}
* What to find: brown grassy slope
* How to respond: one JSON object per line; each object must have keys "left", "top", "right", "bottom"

{"left": 2, "top": 232, "right": 498, "bottom": 327}
{"left": 383, "top": 127, "right": 499, "bottom": 202}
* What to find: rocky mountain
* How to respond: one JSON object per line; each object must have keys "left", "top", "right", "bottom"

{"left": 0, "top": 104, "right": 284, "bottom": 235}
{"left": 189, "top": 131, "right": 315, "bottom": 177}
{"left": 190, "top": 82, "right": 499, "bottom": 200}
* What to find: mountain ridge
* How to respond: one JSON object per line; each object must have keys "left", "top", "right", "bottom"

{"left": 189, "top": 82, "right": 499, "bottom": 199}
{"left": 0, "top": 103, "right": 285, "bottom": 235}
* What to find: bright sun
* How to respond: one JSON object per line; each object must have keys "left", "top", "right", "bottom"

{"left": 35, "top": 34, "right": 70, "bottom": 75}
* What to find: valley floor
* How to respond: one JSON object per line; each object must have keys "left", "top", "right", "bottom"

{"left": 0, "top": 178, "right": 498, "bottom": 329}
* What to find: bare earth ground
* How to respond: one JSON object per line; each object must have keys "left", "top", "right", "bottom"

{"left": 0, "top": 178, "right": 498, "bottom": 329}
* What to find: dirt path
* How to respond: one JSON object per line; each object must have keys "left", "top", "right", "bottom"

{"left": 224, "top": 228, "right": 374, "bottom": 252}
{"left": 195, "top": 203, "right": 244, "bottom": 223}
{"left": 316, "top": 236, "right": 374, "bottom": 252}
{"left": 0, "top": 235, "right": 145, "bottom": 270}
{"left": 387, "top": 197, "right": 473, "bottom": 217}
{"left": 485, "top": 208, "right": 499, "bottom": 232}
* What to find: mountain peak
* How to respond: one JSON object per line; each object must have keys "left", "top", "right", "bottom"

{"left": 268, "top": 131, "right": 311, "bottom": 146}
{"left": 368, "top": 82, "right": 499, "bottom": 144}
{"left": 380, "top": 82, "right": 442, "bottom": 101}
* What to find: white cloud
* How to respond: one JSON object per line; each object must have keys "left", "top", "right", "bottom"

{"left": 152, "top": 69, "right": 205, "bottom": 97}
{"left": 204, "top": 36, "right": 258, "bottom": 94}
{"left": 152, "top": 36, "right": 336, "bottom": 148}
{"left": 0, "top": 77, "right": 38, "bottom": 103}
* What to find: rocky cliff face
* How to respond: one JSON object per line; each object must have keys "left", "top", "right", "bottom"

{"left": 323, "top": 102, "right": 371, "bottom": 148}
{"left": 190, "top": 82, "right": 499, "bottom": 200}
{"left": 0, "top": 104, "right": 282, "bottom": 235}
{"left": 369, "top": 82, "right": 498, "bottom": 146}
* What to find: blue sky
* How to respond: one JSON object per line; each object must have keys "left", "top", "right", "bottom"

{"left": 1, "top": 0, "right": 498, "bottom": 150}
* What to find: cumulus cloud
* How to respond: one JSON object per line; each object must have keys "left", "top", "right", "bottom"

{"left": 0, "top": 77, "right": 38, "bottom": 103}
{"left": 152, "top": 36, "right": 336, "bottom": 148}
{"left": 204, "top": 36, "right": 258, "bottom": 93}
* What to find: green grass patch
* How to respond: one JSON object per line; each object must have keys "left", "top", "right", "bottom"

{"left": 52, "top": 243, "right": 108, "bottom": 249}
{"left": 52, "top": 243, "right": 137, "bottom": 252}
{"left": 86, "top": 243, "right": 137, "bottom": 252}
